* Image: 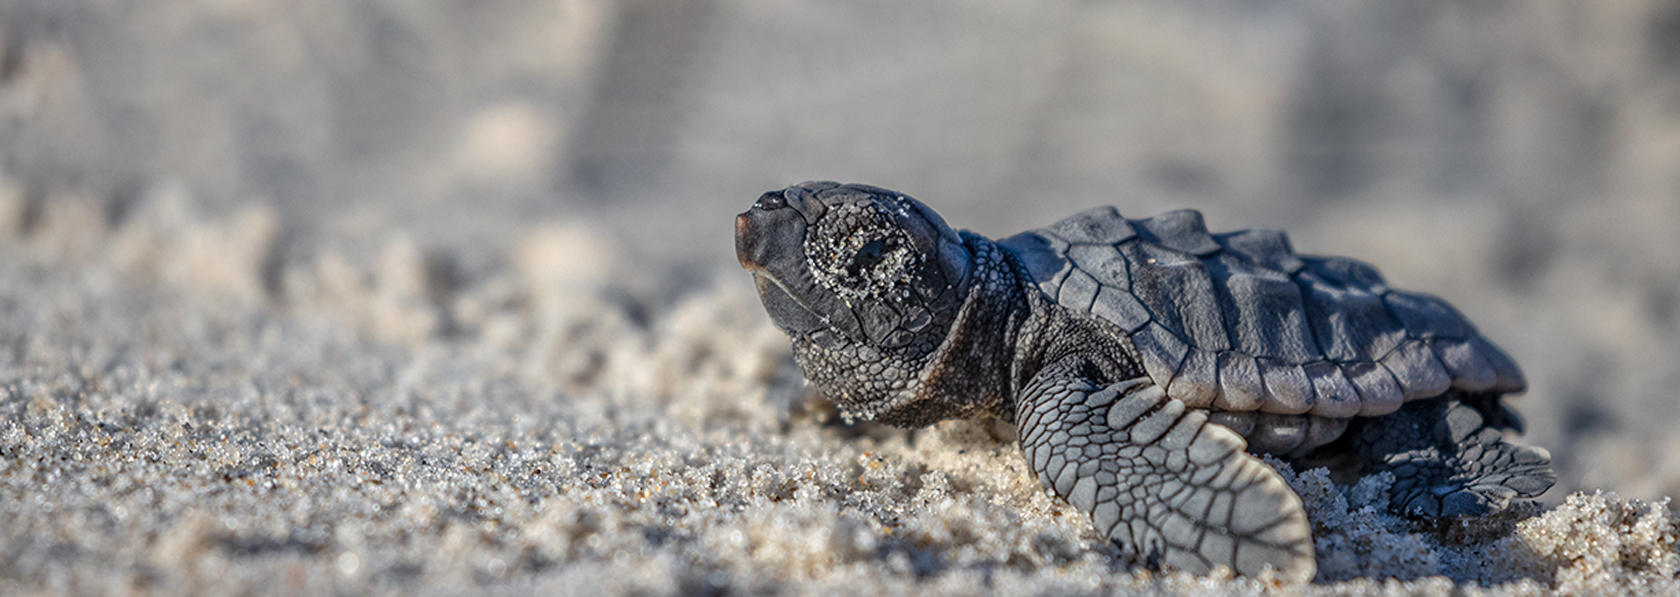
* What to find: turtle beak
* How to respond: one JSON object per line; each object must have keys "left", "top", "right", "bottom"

{"left": 736, "top": 185, "right": 869, "bottom": 340}
{"left": 734, "top": 212, "right": 763, "bottom": 272}
{"left": 735, "top": 200, "right": 834, "bottom": 337}
{"left": 735, "top": 187, "right": 816, "bottom": 274}
{"left": 734, "top": 209, "right": 794, "bottom": 275}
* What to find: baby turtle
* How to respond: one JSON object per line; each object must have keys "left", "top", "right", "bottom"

{"left": 734, "top": 181, "right": 1555, "bottom": 580}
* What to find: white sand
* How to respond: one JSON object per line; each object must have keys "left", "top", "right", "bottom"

{"left": 0, "top": 195, "right": 1674, "bottom": 595}
{"left": 3, "top": 1, "right": 1679, "bottom": 594}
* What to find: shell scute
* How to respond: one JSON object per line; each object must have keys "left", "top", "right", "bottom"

{"left": 1257, "top": 359, "right": 1314, "bottom": 414}
{"left": 1052, "top": 206, "right": 1136, "bottom": 245}
{"left": 1221, "top": 270, "right": 1317, "bottom": 363}
{"left": 1065, "top": 243, "right": 1130, "bottom": 289}
{"left": 1303, "top": 361, "right": 1361, "bottom": 418}
{"left": 1216, "top": 228, "right": 1304, "bottom": 274}
{"left": 1168, "top": 348, "right": 1221, "bottom": 408}
{"left": 1384, "top": 291, "right": 1474, "bottom": 340}
{"left": 1432, "top": 339, "right": 1497, "bottom": 392}
{"left": 1295, "top": 269, "right": 1405, "bottom": 362}
{"left": 1132, "top": 322, "right": 1191, "bottom": 388}
{"left": 1134, "top": 209, "right": 1223, "bottom": 257}
{"left": 1214, "top": 351, "right": 1265, "bottom": 411}
{"left": 1381, "top": 340, "right": 1453, "bottom": 399}
{"left": 1058, "top": 269, "right": 1101, "bottom": 313}
{"left": 1091, "top": 285, "right": 1151, "bottom": 333}
{"left": 1301, "top": 255, "right": 1389, "bottom": 294}
{"left": 1469, "top": 335, "right": 1526, "bottom": 393}
{"left": 1342, "top": 361, "right": 1404, "bottom": 416}
{"left": 1120, "top": 241, "right": 1231, "bottom": 352}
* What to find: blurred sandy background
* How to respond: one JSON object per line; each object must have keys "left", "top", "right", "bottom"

{"left": 1, "top": 0, "right": 1678, "bottom": 594}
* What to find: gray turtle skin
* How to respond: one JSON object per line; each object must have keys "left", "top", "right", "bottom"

{"left": 734, "top": 181, "right": 1555, "bottom": 581}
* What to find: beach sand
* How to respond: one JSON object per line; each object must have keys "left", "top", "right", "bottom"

{"left": 2, "top": 0, "right": 1678, "bottom": 594}
{"left": 0, "top": 192, "right": 1674, "bottom": 595}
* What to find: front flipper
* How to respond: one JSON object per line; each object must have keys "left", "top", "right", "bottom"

{"left": 1016, "top": 358, "right": 1316, "bottom": 580}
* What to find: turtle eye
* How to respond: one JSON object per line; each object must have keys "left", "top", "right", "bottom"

{"left": 755, "top": 191, "right": 787, "bottom": 210}
{"left": 848, "top": 239, "right": 887, "bottom": 276}
{"left": 804, "top": 201, "right": 919, "bottom": 300}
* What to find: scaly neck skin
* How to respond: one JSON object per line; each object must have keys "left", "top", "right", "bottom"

{"left": 993, "top": 243, "right": 1149, "bottom": 425}
{"left": 865, "top": 232, "right": 1031, "bottom": 427}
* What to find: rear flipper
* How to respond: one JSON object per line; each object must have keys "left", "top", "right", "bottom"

{"left": 1344, "top": 394, "right": 1556, "bottom": 517}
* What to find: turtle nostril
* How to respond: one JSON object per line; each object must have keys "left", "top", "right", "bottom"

{"left": 756, "top": 191, "right": 788, "bottom": 210}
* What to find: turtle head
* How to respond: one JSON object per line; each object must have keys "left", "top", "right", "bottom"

{"left": 736, "top": 182, "right": 975, "bottom": 423}
{"left": 735, "top": 181, "right": 971, "bottom": 348}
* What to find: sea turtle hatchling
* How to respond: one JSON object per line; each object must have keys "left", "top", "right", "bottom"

{"left": 734, "top": 181, "right": 1556, "bottom": 580}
